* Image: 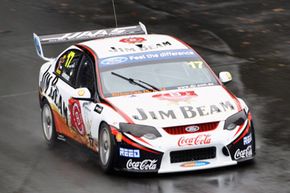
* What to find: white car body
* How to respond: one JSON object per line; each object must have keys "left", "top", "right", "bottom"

{"left": 35, "top": 24, "right": 255, "bottom": 173}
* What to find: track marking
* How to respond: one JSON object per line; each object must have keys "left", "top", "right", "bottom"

{"left": 0, "top": 90, "right": 37, "bottom": 99}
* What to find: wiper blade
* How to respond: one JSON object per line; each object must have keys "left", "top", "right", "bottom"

{"left": 111, "top": 72, "right": 160, "bottom": 92}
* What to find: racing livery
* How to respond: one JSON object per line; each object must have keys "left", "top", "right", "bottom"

{"left": 33, "top": 23, "right": 255, "bottom": 173}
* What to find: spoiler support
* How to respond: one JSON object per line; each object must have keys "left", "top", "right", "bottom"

{"left": 33, "top": 22, "right": 147, "bottom": 61}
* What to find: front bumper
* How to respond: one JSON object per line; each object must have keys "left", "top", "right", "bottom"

{"left": 111, "top": 121, "right": 255, "bottom": 173}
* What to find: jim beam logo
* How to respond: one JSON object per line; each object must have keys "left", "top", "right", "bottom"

{"left": 109, "top": 41, "right": 172, "bottom": 53}
{"left": 132, "top": 101, "right": 235, "bottom": 121}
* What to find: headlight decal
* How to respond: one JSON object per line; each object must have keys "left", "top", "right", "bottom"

{"left": 224, "top": 110, "right": 247, "bottom": 131}
{"left": 121, "top": 134, "right": 161, "bottom": 154}
{"left": 233, "top": 120, "right": 251, "bottom": 145}
{"left": 119, "top": 123, "right": 161, "bottom": 138}
{"left": 110, "top": 126, "right": 161, "bottom": 154}
{"left": 234, "top": 123, "right": 245, "bottom": 136}
{"left": 233, "top": 112, "right": 252, "bottom": 136}
{"left": 131, "top": 135, "right": 152, "bottom": 146}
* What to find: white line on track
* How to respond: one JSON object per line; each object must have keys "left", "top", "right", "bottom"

{"left": 0, "top": 90, "right": 37, "bottom": 99}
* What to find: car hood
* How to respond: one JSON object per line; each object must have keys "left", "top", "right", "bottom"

{"left": 106, "top": 85, "right": 240, "bottom": 128}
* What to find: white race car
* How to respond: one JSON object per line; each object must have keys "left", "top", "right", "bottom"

{"left": 33, "top": 23, "right": 255, "bottom": 173}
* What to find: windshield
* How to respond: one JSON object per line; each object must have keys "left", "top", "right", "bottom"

{"left": 99, "top": 49, "right": 218, "bottom": 97}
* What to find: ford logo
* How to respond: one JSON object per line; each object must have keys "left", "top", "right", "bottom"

{"left": 101, "top": 56, "right": 128, "bottom": 65}
{"left": 185, "top": 126, "right": 200, "bottom": 133}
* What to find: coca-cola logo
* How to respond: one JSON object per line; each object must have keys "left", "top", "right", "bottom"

{"left": 185, "top": 125, "right": 200, "bottom": 133}
{"left": 178, "top": 134, "right": 211, "bottom": 146}
{"left": 126, "top": 159, "right": 157, "bottom": 170}
{"left": 234, "top": 145, "right": 252, "bottom": 160}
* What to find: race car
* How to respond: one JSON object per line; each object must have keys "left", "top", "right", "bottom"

{"left": 33, "top": 23, "right": 255, "bottom": 173}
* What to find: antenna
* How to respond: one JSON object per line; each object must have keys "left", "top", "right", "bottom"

{"left": 112, "top": 0, "right": 118, "bottom": 27}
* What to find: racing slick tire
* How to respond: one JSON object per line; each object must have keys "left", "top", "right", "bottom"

{"left": 98, "top": 123, "right": 116, "bottom": 173}
{"left": 41, "top": 101, "right": 58, "bottom": 148}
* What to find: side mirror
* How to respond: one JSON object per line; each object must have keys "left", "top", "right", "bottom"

{"left": 72, "top": 88, "right": 94, "bottom": 101}
{"left": 219, "top": 71, "right": 232, "bottom": 84}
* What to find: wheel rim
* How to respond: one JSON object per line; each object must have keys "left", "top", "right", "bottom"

{"left": 42, "top": 104, "right": 53, "bottom": 141}
{"left": 100, "top": 128, "right": 111, "bottom": 166}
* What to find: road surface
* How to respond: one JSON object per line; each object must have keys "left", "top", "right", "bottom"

{"left": 0, "top": 0, "right": 289, "bottom": 193}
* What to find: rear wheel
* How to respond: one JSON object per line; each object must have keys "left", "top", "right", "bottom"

{"left": 98, "top": 123, "right": 115, "bottom": 173}
{"left": 41, "top": 102, "right": 57, "bottom": 147}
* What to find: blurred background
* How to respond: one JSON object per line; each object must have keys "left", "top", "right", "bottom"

{"left": 0, "top": 0, "right": 289, "bottom": 193}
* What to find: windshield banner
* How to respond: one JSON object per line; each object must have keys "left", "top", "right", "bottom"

{"left": 99, "top": 49, "right": 197, "bottom": 69}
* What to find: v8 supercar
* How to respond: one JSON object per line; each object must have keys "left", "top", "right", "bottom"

{"left": 33, "top": 23, "right": 255, "bottom": 173}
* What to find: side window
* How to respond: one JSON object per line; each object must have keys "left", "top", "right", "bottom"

{"left": 75, "top": 54, "right": 96, "bottom": 96}
{"left": 55, "top": 49, "right": 83, "bottom": 87}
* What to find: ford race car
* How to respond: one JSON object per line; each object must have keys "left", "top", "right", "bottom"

{"left": 33, "top": 23, "right": 255, "bottom": 173}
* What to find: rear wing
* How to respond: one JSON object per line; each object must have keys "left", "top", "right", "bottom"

{"left": 33, "top": 22, "right": 147, "bottom": 61}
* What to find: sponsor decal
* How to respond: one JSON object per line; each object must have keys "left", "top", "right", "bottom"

{"left": 133, "top": 101, "right": 235, "bottom": 121}
{"left": 94, "top": 104, "right": 103, "bottom": 114}
{"left": 69, "top": 99, "right": 86, "bottom": 136}
{"left": 180, "top": 161, "right": 210, "bottom": 167}
{"left": 48, "top": 87, "right": 68, "bottom": 122}
{"left": 99, "top": 49, "right": 197, "bottom": 68}
{"left": 100, "top": 56, "right": 128, "bottom": 65}
{"left": 234, "top": 145, "right": 252, "bottom": 160}
{"left": 119, "top": 148, "right": 140, "bottom": 158}
{"left": 112, "top": 89, "right": 153, "bottom": 97}
{"left": 185, "top": 125, "right": 200, "bottom": 133}
{"left": 152, "top": 91, "right": 197, "bottom": 103}
{"left": 177, "top": 83, "right": 214, "bottom": 90}
{"left": 126, "top": 159, "right": 157, "bottom": 170}
{"left": 42, "top": 27, "right": 143, "bottom": 43}
{"left": 64, "top": 51, "right": 75, "bottom": 68}
{"left": 109, "top": 41, "right": 172, "bottom": 53}
{"left": 243, "top": 133, "right": 252, "bottom": 145}
{"left": 40, "top": 66, "right": 57, "bottom": 94}
{"left": 41, "top": 69, "right": 69, "bottom": 124}
{"left": 178, "top": 134, "right": 211, "bottom": 146}
{"left": 119, "top": 37, "right": 146, "bottom": 44}
{"left": 187, "top": 61, "right": 203, "bottom": 69}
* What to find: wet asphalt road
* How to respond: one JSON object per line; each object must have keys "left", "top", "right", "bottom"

{"left": 0, "top": 0, "right": 290, "bottom": 193}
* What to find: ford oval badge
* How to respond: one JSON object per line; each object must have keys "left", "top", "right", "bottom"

{"left": 185, "top": 125, "right": 200, "bottom": 133}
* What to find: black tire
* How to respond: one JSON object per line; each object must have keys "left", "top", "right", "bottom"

{"left": 41, "top": 102, "right": 58, "bottom": 148}
{"left": 98, "top": 123, "right": 115, "bottom": 173}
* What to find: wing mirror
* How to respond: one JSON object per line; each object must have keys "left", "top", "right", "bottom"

{"left": 72, "top": 88, "right": 94, "bottom": 101}
{"left": 219, "top": 71, "right": 232, "bottom": 84}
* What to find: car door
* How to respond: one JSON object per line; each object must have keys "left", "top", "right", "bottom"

{"left": 72, "top": 52, "right": 99, "bottom": 150}
{"left": 53, "top": 48, "right": 85, "bottom": 143}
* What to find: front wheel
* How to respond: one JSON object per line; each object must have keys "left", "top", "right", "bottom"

{"left": 41, "top": 102, "right": 57, "bottom": 147}
{"left": 98, "top": 123, "right": 115, "bottom": 173}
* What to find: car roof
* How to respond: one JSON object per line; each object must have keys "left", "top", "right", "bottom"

{"left": 80, "top": 34, "right": 190, "bottom": 59}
